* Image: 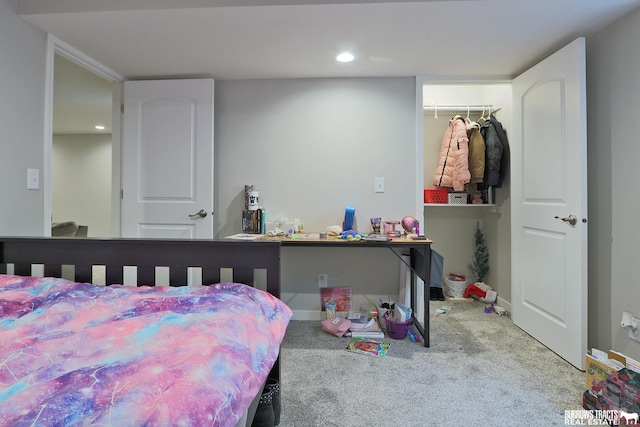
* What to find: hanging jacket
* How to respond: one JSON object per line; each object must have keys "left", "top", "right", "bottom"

{"left": 478, "top": 117, "right": 503, "bottom": 188}
{"left": 433, "top": 115, "right": 471, "bottom": 191}
{"left": 478, "top": 115, "right": 509, "bottom": 188}
{"left": 467, "top": 122, "right": 485, "bottom": 184}
{"left": 491, "top": 115, "right": 510, "bottom": 188}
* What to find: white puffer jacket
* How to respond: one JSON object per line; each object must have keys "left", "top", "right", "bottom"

{"left": 432, "top": 115, "right": 471, "bottom": 191}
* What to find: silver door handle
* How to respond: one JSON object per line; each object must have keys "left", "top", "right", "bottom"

{"left": 189, "top": 209, "right": 207, "bottom": 218}
{"left": 554, "top": 214, "right": 577, "bottom": 226}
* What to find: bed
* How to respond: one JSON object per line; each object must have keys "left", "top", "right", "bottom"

{"left": 0, "top": 237, "right": 291, "bottom": 427}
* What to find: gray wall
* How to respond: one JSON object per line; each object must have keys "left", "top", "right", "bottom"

{"left": 0, "top": 0, "right": 46, "bottom": 235}
{"left": 214, "top": 78, "right": 417, "bottom": 236}
{"left": 215, "top": 78, "right": 418, "bottom": 317}
{"left": 587, "top": 8, "right": 640, "bottom": 360}
{"left": 52, "top": 134, "right": 112, "bottom": 237}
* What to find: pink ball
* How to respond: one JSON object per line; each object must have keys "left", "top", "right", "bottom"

{"left": 401, "top": 216, "right": 418, "bottom": 233}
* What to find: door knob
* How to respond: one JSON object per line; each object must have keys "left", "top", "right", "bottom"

{"left": 189, "top": 209, "right": 207, "bottom": 218}
{"left": 554, "top": 214, "right": 577, "bottom": 226}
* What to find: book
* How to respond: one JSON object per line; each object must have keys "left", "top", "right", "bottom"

{"left": 225, "top": 233, "right": 264, "bottom": 240}
{"left": 364, "top": 234, "right": 391, "bottom": 242}
{"left": 348, "top": 330, "right": 385, "bottom": 339}
{"left": 320, "top": 287, "right": 352, "bottom": 313}
{"left": 347, "top": 315, "right": 382, "bottom": 332}
{"left": 392, "top": 302, "right": 412, "bottom": 323}
{"left": 346, "top": 338, "right": 390, "bottom": 357}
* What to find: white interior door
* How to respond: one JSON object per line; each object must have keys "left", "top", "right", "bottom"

{"left": 121, "top": 79, "right": 214, "bottom": 239}
{"left": 511, "top": 38, "right": 588, "bottom": 369}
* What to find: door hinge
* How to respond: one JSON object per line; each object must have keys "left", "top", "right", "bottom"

{"left": 121, "top": 189, "right": 124, "bottom": 199}
{"left": 121, "top": 104, "right": 124, "bottom": 114}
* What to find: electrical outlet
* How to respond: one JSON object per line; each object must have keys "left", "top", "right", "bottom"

{"left": 630, "top": 328, "right": 640, "bottom": 343}
{"left": 318, "top": 273, "right": 328, "bottom": 288}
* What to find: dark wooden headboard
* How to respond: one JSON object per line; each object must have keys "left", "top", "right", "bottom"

{"left": 0, "top": 238, "right": 281, "bottom": 298}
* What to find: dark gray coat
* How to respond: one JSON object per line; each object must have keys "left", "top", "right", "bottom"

{"left": 479, "top": 116, "right": 509, "bottom": 188}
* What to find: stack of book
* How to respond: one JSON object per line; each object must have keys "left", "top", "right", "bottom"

{"left": 346, "top": 312, "right": 384, "bottom": 339}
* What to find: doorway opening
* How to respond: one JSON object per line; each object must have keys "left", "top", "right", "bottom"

{"left": 44, "top": 34, "right": 124, "bottom": 237}
{"left": 52, "top": 54, "right": 112, "bottom": 237}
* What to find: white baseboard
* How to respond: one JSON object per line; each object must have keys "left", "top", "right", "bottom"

{"left": 291, "top": 310, "right": 323, "bottom": 321}
{"left": 496, "top": 296, "right": 511, "bottom": 313}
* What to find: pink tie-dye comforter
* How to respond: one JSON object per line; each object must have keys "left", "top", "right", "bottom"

{"left": 0, "top": 275, "right": 292, "bottom": 427}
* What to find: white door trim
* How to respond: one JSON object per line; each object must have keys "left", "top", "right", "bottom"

{"left": 43, "top": 34, "right": 125, "bottom": 236}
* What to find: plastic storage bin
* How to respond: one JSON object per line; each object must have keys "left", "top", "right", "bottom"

{"left": 424, "top": 188, "right": 448, "bottom": 204}
{"left": 384, "top": 313, "right": 412, "bottom": 339}
{"left": 444, "top": 276, "right": 467, "bottom": 298}
{"left": 448, "top": 193, "right": 468, "bottom": 204}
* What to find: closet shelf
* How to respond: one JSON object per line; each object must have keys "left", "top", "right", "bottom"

{"left": 424, "top": 204, "right": 501, "bottom": 214}
{"left": 424, "top": 203, "right": 495, "bottom": 207}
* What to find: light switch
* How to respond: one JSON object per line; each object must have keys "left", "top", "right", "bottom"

{"left": 374, "top": 177, "right": 384, "bottom": 193}
{"left": 27, "top": 168, "right": 40, "bottom": 190}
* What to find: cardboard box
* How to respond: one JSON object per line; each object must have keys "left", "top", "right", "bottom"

{"left": 603, "top": 388, "right": 620, "bottom": 406}
{"left": 623, "top": 383, "right": 640, "bottom": 404}
{"left": 607, "top": 374, "right": 624, "bottom": 396}
{"left": 584, "top": 349, "right": 640, "bottom": 417}
{"left": 586, "top": 353, "right": 620, "bottom": 390}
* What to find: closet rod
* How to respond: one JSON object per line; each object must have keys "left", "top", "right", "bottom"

{"left": 423, "top": 104, "right": 501, "bottom": 118}
{"left": 423, "top": 104, "right": 496, "bottom": 112}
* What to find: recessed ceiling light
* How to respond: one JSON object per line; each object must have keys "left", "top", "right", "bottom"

{"left": 95, "top": 125, "right": 105, "bottom": 130}
{"left": 336, "top": 52, "right": 355, "bottom": 63}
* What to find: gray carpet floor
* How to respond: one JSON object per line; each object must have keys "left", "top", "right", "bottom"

{"left": 278, "top": 300, "right": 584, "bottom": 427}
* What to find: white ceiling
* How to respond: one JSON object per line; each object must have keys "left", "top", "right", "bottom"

{"left": 24, "top": 0, "right": 640, "bottom": 134}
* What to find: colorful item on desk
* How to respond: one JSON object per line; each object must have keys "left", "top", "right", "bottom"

{"left": 260, "top": 210, "right": 267, "bottom": 234}
{"left": 339, "top": 230, "right": 366, "bottom": 241}
{"left": 384, "top": 220, "right": 401, "bottom": 237}
{"left": 290, "top": 233, "right": 320, "bottom": 239}
{"left": 370, "top": 217, "right": 382, "bottom": 234}
{"left": 343, "top": 205, "right": 355, "bottom": 231}
{"left": 326, "top": 225, "right": 342, "bottom": 236}
{"left": 401, "top": 216, "right": 418, "bottom": 234}
{"left": 247, "top": 187, "right": 259, "bottom": 210}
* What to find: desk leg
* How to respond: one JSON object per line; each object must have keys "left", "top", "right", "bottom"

{"left": 388, "top": 245, "right": 431, "bottom": 347}
{"left": 410, "top": 246, "right": 431, "bottom": 347}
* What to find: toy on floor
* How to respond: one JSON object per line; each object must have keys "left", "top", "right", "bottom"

{"left": 463, "top": 282, "right": 497, "bottom": 303}
{"left": 493, "top": 305, "right": 509, "bottom": 316}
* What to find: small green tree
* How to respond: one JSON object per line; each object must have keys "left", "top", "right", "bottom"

{"left": 469, "top": 222, "right": 489, "bottom": 282}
